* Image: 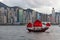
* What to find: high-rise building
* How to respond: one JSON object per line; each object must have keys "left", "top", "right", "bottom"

{"left": 0, "top": 2, "right": 20, "bottom": 24}
{"left": 52, "top": 8, "right": 56, "bottom": 24}
{"left": 36, "top": 12, "right": 42, "bottom": 21}
{"left": 19, "top": 8, "right": 23, "bottom": 24}
{"left": 26, "top": 9, "right": 33, "bottom": 23}
{"left": 23, "top": 9, "right": 27, "bottom": 23}
{"left": 7, "top": 7, "right": 19, "bottom": 24}
{"left": 55, "top": 12, "right": 60, "bottom": 24}
{"left": 32, "top": 10, "right": 37, "bottom": 23}
{"left": 52, "top": 8, "right": 55, "bottom": 17}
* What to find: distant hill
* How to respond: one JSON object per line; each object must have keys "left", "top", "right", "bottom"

{"left": 0, "top": 2, "right": 8, "bottom": 7}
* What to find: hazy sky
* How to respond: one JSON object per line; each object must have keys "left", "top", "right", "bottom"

{"left": 0, "top": 0, "right": 60, "bottom": 14}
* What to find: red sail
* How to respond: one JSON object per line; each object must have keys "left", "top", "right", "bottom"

{"left": 27, "top": 23, "right": 33, "bottom": 28}
{"left": 46, "top": 23, "right": 51, "bottom": 27}
{"left": 33, "top": 20, "right": 42, "bottom": 27}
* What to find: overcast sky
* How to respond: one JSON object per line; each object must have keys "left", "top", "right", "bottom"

{"left": 0, "top": 0, "right": 60, "bottom": 14}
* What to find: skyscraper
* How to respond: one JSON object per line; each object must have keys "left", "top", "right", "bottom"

{"left": 52, "top": 8, "right": 56, "bottom": 24}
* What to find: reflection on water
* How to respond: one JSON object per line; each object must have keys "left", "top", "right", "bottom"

{"left": 0, "top": 25, "right": 59, "bottom": 40}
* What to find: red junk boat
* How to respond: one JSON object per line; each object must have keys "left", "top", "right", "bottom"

{"left": 27, "top": 20, "right": 51, "bottom": 32}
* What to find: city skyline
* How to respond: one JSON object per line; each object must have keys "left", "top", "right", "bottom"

{"left": 0, "top": 2, "right": 59, "bottom": 25}
{"left": 0, "top": 0, "right": 60, "bottom": 14}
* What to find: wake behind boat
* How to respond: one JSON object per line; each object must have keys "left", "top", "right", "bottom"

{"left": 27, "top": 20, "right": 51, "bottom": 32}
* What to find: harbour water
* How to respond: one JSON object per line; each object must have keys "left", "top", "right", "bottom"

{"left": 0, "top": 25, "right": 60, "bottom": 40}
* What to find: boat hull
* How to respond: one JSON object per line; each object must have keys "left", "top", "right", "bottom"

{"left": 27, "top": 27, "right": 49, "bottom": 32}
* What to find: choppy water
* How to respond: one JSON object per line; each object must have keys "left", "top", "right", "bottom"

{"left": 0, "top": 25, "right": 60, "bottom": 40}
